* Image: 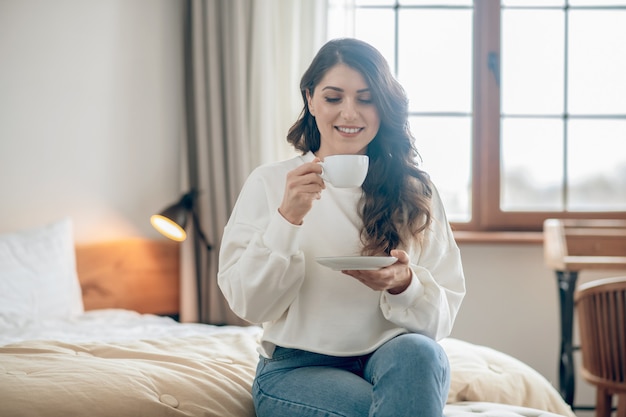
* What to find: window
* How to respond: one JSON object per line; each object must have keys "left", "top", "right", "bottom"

{"left": 328, "top": 0, "right": 626, "bottom": 232}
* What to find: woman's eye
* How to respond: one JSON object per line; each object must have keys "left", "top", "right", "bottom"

{"left": 359, "top": 98, "right": 373, "bottom": 104}
{"left": 325, "top": 97, "right": 341, "bottom": 103}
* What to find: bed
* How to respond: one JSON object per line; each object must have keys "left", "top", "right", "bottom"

{"left": 0, "top": 218, "right": 576, "bottom": 417}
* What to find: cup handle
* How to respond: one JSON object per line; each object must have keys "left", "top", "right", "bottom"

{"left": 318, "top": 161, "right": 328, "bottom": 181}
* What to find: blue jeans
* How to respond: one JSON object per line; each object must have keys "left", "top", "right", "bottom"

{"left": 252, "top": 333, "right": 450, "bottom": 417}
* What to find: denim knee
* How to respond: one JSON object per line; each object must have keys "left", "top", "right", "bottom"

{"left": 384, "top": 333, "right": 445, "bottom": 362}
{"left": 361, "top": 334, "right": 450, "bottom": 417}
{"left": 367, "top": 333, "right": 450, "bottom": 388}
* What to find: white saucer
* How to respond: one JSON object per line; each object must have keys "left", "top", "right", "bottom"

{"left": 315, "top": 256, "right": 397, "bottom": 271}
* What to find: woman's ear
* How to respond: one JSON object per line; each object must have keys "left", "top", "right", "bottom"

{"left": 306, "top": 89, "right": 315, "bottom": 116}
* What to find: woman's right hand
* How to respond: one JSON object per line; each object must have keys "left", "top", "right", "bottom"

{"left": 278, "top": 158, "right": 325, "bottom": 225}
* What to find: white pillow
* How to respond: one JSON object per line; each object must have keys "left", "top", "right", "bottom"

{"left": 0, "top": 218, "right": 84, "bottom": 322}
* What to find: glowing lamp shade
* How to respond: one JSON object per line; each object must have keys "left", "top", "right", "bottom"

{"left": 151, "top": 192, "right": 195, "bottom": 242}
{"left": 150, "top": 214, "right": 187, "bottom": 241}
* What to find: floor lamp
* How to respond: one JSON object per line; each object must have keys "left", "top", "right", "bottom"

{"left": 150, "top": 190, "right": 212, "bottom": 321}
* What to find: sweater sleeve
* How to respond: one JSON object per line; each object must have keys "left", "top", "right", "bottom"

{"left": 379, "top": 187, "right": 466, "bottom": 341}
{"left": 217, "top": 168, "right": 306, "bottom": 324}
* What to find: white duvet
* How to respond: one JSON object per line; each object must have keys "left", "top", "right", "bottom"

{"left": 0, "top": 310, "right": 574, "bottom": 417}
{"left": 0, "top": 309, "right": 261, "bottom": 345}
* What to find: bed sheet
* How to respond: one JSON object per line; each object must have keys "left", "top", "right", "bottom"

{"left": 444, "top": 402, "right": 569, "bottom": 417}
{"left": 0, "top": 309, "right": 259, "bottom": 345}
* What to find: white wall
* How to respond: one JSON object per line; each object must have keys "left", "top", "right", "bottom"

{"left": 0, "top": 0, "right": 184, "bottom": 242}
{"left": 1, "top": 0, "right": 622, "bottom": 412}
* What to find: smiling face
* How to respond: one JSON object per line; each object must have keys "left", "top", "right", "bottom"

{"left": 306, "top": 64, "right": 380, "bottom": 158}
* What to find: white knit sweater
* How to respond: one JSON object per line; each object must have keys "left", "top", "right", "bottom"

{"left": 218, "top": 152, "right": 466, "bottom": 358}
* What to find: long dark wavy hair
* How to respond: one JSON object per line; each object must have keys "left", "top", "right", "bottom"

{"left": 287, "top": 38, "right": 433, "bottom": 255}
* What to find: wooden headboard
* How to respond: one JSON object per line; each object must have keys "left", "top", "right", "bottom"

{"left": 75, "top": 239, "right": 180, "bottom": 316}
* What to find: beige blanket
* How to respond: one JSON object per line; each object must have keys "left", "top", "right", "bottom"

{"left": 0, "top": 333, "right": 259, "bottom": 417}
{"left": 0, "top": 333, "right": 574, "bottom": 417}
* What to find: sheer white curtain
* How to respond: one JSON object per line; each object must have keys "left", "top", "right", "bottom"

{"left": 180, "top": 0, "right": 327, "bottom": 324}
{"left": 249, "top": 1, "right": 328, "bottom": 165}
{"left": 326, "top": 0, "right": 355, "bottom": 39}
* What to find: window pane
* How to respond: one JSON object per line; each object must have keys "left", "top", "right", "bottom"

{"left": 356, "top": 0, "right": 395, "bottom": 5}
{"left": 568, "top": 10, "right": 626, "bottom": 114}
{"left": 568, "top": 119, "right": 626, "bottom": 211}
{"left": 502, "top": 0, "right": 564, "bottom": 6}
{"left": 354, "top": 9, "right": 396, "bottom": 73}
{"left": 398, "top": 9, "right": 472, "bottom": 113}
{"left": 569, "top": 0, "right": 626, "bottom": 6}
{"left": 501, "top": 118, "right": 564, "bottom": 211}
{"left": 501, "top": 9, "right": 564, "bottom": 115}
{"left": 399, "top": 0, "right": 472, "bottom": 5}
{"left": 410, "top": 116, "right": 472, "bottom": 222}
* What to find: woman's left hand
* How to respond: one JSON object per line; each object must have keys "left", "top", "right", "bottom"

{"left": 342, "top": 249, "right": 412, "bottom": 294}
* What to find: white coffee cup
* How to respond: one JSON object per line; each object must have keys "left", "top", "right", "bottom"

{"left": 319, "top": 154, "right": 369, "bottom": 188}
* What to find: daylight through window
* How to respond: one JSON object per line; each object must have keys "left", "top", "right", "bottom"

{"left": 327, "top": 0, "right": 626, "bottom": 231}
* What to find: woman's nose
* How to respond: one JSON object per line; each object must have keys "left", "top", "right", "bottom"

{"left": 341, "top": 100, "right": 358, "bottom": 121}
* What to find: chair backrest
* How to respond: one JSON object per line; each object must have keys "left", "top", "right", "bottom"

{"left": 575, "top": 276, "right": 626, "bottom": 392}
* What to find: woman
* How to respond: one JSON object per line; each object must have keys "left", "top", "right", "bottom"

{"left": 218, "top": 38, "right": 465, "bottom": 417}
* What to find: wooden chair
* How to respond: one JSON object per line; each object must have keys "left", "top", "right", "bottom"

{"left": 543, "top": 218, "right": 626, "bottom": 407}
{"left": 575, "top": 276, "right": 626, "bottom": 417}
